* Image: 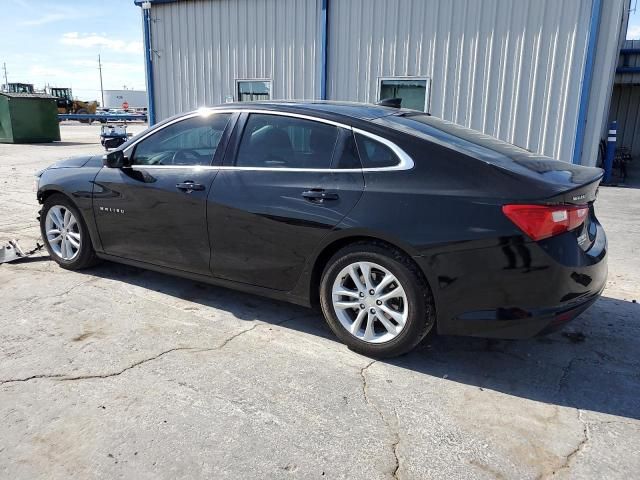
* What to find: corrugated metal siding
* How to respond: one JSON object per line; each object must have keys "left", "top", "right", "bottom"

{"left": 580, "top": 0, "right": 629, "bottom": 167}
{"left": 615, "top": 39, "right": 640, "bottom": 85}
{"left": 327, "top": 0, "right": 620, "bottom": 164}
{"left": 609, "top": 84, "right": 640, "bottom": 156}
{"left": 149, "top": 0, "right": 321, "bottom": 120}
{"left": 146, "top": 0, "right": 627, "bottom": 166}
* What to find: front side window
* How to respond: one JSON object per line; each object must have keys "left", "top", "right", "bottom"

{"left": 236, "top": 114, "right": 339, "bottom": 169}
{"left": 237, "top": 80, "right": 271, "bottom": 102}
{"left": 131, "top": 113, "right": 231, "bottom": 166}
{"left": 355, "top": 133, "right": 400, "bottom": 169}
{"left": 379, "top": 78, "right": 429, "bottom": 112}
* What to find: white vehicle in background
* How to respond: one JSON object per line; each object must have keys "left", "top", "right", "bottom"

{"left": 103, "top": 89, "right": 147, "bottom": 110}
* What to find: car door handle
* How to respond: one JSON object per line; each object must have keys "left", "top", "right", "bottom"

{"left": 176, "top": 181, "right": 205, "bottom": 192}
{"left": 302, "top": 189, "right": 339, "bottom": 202}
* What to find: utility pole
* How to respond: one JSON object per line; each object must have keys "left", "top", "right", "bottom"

{"left": 2, "top": 63, "right": 8, "bottom": 91}
{"left": 98, "top": 55, "right": 104, "bottom": 107}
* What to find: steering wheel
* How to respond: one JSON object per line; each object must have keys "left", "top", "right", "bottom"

{"left": 172, "top": 149, "right": 202, "bottom": 165}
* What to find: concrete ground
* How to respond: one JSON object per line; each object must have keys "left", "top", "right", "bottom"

{"left": 0, "top": 123, "right": 638, "bottom": 479}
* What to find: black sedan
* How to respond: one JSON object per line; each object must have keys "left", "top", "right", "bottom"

{"left": 36, "top": 101, "right": 607, "bottom": 357}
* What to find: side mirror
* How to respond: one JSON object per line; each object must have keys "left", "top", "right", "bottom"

{"left": 103, "top": 150, "right": 130, "bottom": 168}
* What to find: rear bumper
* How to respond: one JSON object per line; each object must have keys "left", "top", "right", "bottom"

{"left": 415, "top": 223, "right": 608, "bottom": 339}
{"left": 437, "top": 285, "right": 604, "bottom": 339}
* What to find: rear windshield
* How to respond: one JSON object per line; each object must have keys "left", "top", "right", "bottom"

{"left": 375, "top": 112, "right": 602, "bottom": 185}
{"left": 375, "top": 112, "right": 537, "bottom": 162}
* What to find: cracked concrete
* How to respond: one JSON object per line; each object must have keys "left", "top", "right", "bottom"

{"left": 535, "top": 409, "right": 590, "bottom": 480}
{"left": 1, "top": 325, "right": 271, "bottom": 386}
{"left": 361, "top": 361, "right": 401, "bottom": 479}
{"left": 563, "top": 410, "right": 590, "bottom": 474}
{"left": 1, "top": 124, "right": 639, "bottom": 479}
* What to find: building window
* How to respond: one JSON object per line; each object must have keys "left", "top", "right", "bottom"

{"left": 378, "top": 77, "right": 430, "bottom": 112}
{"left": 236, "top": 80, "right": 271, "bottom": 102}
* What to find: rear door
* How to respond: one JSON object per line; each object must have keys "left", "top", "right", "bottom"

{"left": 208, "top": 111, "right": 364, "bottom": 290}
{"left": 93, "top": 112, "right": 234, "bottom": 275}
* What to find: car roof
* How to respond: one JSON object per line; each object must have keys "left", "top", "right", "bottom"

{"left": 208, "top": 100, "right": 406, "bottom": 122}
{"left": 121, "top": 101, "right": 404, "bottom": 150}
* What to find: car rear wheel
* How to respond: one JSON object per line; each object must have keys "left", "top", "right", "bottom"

{"left": 40, "top": 194, "right": 98, "bottom": 270}
{"left": 320, "top": 242, "right": 435, "bottom": 358}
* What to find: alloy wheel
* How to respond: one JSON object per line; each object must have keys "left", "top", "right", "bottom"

{"left": 331, "top": 261, "right": 408, "bottom": 343}
{"left": 45, "top": 205, "right": 81, "bottom": 261}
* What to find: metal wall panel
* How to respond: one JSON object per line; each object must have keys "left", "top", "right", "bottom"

{"left": 609, "top": 84, "right": 640, "bottom": 156}
{"left": 149, "top": 0, "right": 321, "bottom": 120}
{"left": 145, "top": 0, "right": 627, "bottom": 166}
{"left": 327, "top": 0, "right": 625, "bottom": 165}
{"left": 615, "top": 39, "right": 640, "bottom": 85}
{"left": 580, "top": 0, "right": 629, "bottom": 167}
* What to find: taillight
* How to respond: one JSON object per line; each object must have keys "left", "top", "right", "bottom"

{"left": 502, "top": 204, "right": 589, "bottom": 241}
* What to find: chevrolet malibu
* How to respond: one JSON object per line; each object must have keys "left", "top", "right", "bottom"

{"left": 36, "top": 102, "right": 607, "bottom": 357}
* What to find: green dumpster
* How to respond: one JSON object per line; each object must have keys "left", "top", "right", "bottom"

{"left": 0, "top": 92, "right": 60, "bottom": 143}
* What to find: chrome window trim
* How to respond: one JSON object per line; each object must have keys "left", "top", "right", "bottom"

{"left": 130, "top": 165, "right": 364, "bottom": 173}
{"left": 123, "top": 109, "right": 237, "bottom": 154}
{"left": 238, "top": 109, "right": 352, "bottom": 129}
{"left": 123, "top": 108, "right": 414, "bottom": 173}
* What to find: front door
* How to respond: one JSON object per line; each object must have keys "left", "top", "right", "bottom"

{"left": 208, "top": 112, "right": 364, "bottom": 290}
{"left": 93, "top": 112, "right": 233, "bottom": 275}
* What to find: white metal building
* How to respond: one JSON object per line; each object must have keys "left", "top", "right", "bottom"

{"left": 136, "top": 0, "right": 630, "bottom": 166}
{"left": 608, "top": 40, "right": 640, "bottom": 155}
{"left": 103, "top": 89, "right": 148, "bottom": 109}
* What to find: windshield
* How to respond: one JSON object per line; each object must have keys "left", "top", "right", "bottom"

{"left": 9, "top": 84, "right": 34, "bottom": 94}
{"left": 51, "top": 88, "right": 71, "bottom": 99}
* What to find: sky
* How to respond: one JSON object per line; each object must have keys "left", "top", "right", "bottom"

{"left": 0, "top": 0, "right": 145, "bottom": 102}
{"left": 628, "top": 1, "right": 640, "bottom": 39}
{"left": 1, "top": 0, "right": 640, "bottom": 103}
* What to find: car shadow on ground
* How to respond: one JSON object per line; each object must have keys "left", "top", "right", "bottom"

{"left": 80, "top": 260, "right": 640, "bottom": 422}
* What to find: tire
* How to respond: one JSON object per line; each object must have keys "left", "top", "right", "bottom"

{"left": 40, "top": 194, "right": 99, "bottom": 270}
{"left": 76, "top": 108, "right": 92, "bottom": 124}
{"left": 320, "top": 242, "right": 435, "bottom": 358}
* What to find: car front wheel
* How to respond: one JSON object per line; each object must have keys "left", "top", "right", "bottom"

{"left": 40, "top": 194, "right": 98, "bottom": 270}
{"left": 320, "top": 242, "right": 435, "bottom": 358}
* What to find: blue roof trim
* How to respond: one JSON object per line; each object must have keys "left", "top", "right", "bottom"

{"left": 142, "top": 7, "right": 156, "bottom": 125}
{"left": 320, "top": 0, "right": 328, "bottom": 100}
{"left": 620, "top": 48, "right": 640, "bottom": 54}
{"left": 572, "top": 0, "right": 602, "bottom": 165}
{"left": 617, "top": 66, "right": 640, "bottom": 73}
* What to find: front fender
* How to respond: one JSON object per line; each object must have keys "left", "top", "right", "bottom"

{"left": 37, "top": 166, "right": 103, "bottom": 252}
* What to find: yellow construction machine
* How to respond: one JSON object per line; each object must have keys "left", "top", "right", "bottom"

{"left": 47, "top": 87, "right": 98, "bottom": 121}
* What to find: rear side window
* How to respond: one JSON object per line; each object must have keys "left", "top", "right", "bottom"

{"left": 354, "top": 133, "right": 399, "bottom": 168}
{"left": 236, "top": 114, "right": 339, "bottom": 168}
